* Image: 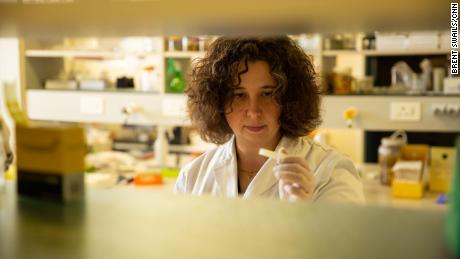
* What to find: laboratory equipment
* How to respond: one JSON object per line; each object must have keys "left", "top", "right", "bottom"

{"left": 391, "top": 61, "right": 415, "bottom": 91}
{"left": 259, "top": 148, "right": 287, "bottom": 160}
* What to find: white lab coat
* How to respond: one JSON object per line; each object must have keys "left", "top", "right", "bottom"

{"left": 175, "top": 135, "right": 365, "bottom": 204}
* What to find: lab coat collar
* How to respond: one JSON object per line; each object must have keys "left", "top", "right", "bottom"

{"left": 211, "top": 135, "right": 238, "bottom": 197}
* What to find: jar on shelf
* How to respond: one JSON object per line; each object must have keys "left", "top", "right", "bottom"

{"left": 181, "top": 37, "right": 189, "bottom": 51}
{"left": 180, "top": 36, "right": 199, "bottom": 52}
{"left": 378, "top": 130, "right": 407, "bottom": 185}
{"left": 331, "top": 67, "right": 353, "bottom": 94}
{"left": 362, "top": 33, "right": 376, "bottom": 50}
{"left": 167, "top": 36, "right": 182, "bottom": 51}
{"left": 198, "top": 36, "right": 212, "bottom": 52}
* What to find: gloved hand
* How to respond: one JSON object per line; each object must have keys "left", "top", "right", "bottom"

{"left": 273, "top": 147, "right": 314, "bottom": 201}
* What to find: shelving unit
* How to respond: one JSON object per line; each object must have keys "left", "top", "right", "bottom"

{"left": 18, "top": 33, "right": 458, "bottom": 167}
{"left": 24, "top": 38, "right": 162, "bottom": 90}
{"left": 318, "top": 32, "right": 449, "bottom": 85}
{"left": 22, "top": 32, "right": 453, "bottom": 126}
{"left": 26, "top": 89, "right": 189, "bottom": 126}
{"left": 20, "top": 37, "right": 207, "bottom": 126}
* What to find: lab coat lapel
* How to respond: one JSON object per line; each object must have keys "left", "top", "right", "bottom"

{"left": 211, "top": 136, "right": 238, "bottom": 197}
{"left": 243, "top": 158, "right": 278, "bottom": 198}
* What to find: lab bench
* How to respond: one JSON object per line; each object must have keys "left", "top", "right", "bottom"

{"left": 0, "top": 180, "right": 451, "bottom": 259}
{"left": 85, "top": 163, "right": 448, "bottom": 210}
{"left": 359, "top": 164, "right": 447, "bottom": 210}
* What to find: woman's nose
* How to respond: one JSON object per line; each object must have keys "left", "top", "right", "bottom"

{"left": 246, "top": 98, "right": 262, "bottom": 118}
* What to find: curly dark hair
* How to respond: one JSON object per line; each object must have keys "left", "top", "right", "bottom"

{"left": 186, "top": 36, "right": 322, "bottom": 144}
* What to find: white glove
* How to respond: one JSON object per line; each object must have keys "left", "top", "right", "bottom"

{"left": 273, "top": 147, "right": 315, "bottom": 201}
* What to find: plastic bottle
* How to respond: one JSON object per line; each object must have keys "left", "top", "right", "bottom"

{"left": 419, "top": 58, "right": 432, "bottom": 92}
{"left": 154, "top": 125, "right": 169, "bottom": 167}
{"left": 433, "top": 68, "right": 446, "bottom": 92}
{"left": 140, "top": 65, "right": 159, "bottom": 92}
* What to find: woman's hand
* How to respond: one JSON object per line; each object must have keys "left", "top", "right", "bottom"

{"left": 273, "top": 148, "right": 314, "bottom": 201}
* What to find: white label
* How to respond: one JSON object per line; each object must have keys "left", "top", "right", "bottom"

{"left": 80, "top": 96, "right": 104, "bottom": 115}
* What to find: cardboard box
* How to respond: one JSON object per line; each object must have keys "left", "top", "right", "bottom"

{"left": 391, "top": 144, "right": 429, "bottom": 199}
{"left": 392, "top": 160, "right": 424, "bottom": 199}
{"left": 15, "top": 123, "right": 86, "bottom": 202}
{"left": 444, "top": 78, "right": 460, "bottom": 94}
{"left": 16, "top": 124, "right": 86, "bottom": 174}
{"left": 17, "top": 171, "right": 84, "bottom": 202}
{"left": 430, "top": 147, "right": 457, "bottom": 193}
{"left": 375, "top": 33, "right": 407, "bottom": 50}
{"left": 407, "top": 31, "right": 439, "bottom": 50}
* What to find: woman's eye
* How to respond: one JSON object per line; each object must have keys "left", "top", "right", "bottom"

{"left": 234, "top": 93, "right": 245, "bottom": 98}
{"left": 261, "top": 91, "right": 273, "bottom": 97}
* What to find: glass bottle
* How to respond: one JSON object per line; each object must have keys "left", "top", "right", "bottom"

{"left": 378, "top": 130, "right": 407, "bottom": 185}
{"left": 169, "top": 70, "right": 185, "bottom": 93}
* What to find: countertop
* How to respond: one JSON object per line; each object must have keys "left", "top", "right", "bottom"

{"left": 359, "top": 164, "right": 448, "bottom": 210}
{"left": 0, "top": 181, "right": 451, "bottom": 259}
{"left": 85, "top": 163, "right": 448, "bottom": 210}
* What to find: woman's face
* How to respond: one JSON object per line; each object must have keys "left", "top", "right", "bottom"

{"left": 225, "top": 60, "right": 281, "bottom": 149}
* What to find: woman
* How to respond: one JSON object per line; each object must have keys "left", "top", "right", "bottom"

{"left": 175, "top": 36, "right": 364, "bottom": 203}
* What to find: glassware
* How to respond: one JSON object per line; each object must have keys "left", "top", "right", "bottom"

{"left": 169, "top": 71, "right": 185, "bottom": 93}
{"left": 378, "top": 130, "right": 407, "bottom": 185}
{"left": 391, "top": 61, "right": 415, "bottom": 91}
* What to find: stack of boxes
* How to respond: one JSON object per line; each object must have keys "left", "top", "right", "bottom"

{"left": 16, "top": 124, "right": 86, "bottom": 202}
{"left": 391, "top": 144, "right": 457, "bottom": 199}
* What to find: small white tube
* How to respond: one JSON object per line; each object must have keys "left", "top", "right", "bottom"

{"left": 258, "top": 148, "right": 286, "bottom": 160}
